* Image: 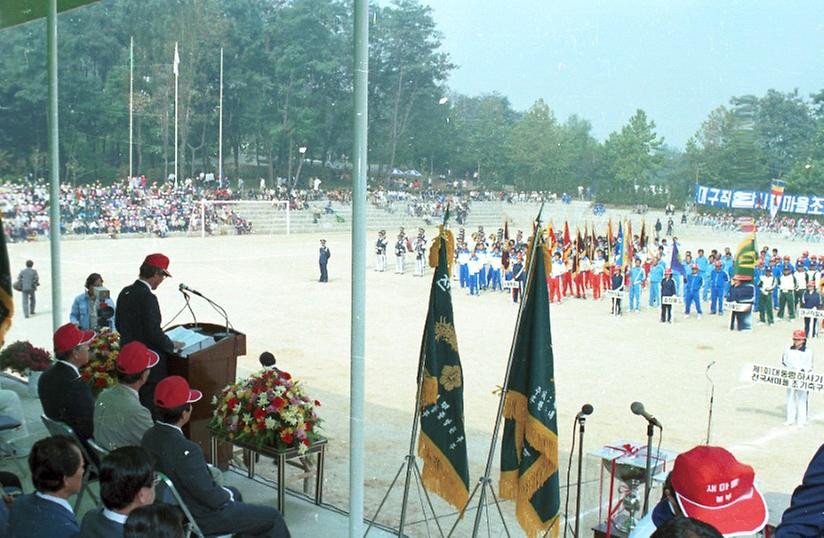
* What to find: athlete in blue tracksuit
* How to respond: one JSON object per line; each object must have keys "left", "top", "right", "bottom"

{"left": 772, "top": 258, "right": 786, "bottom": 308}
{"left": 457, "top": 245, "right": 470, "bottom": 288}
{"left": 696, "top": 250, "right": 710, "bottom": 301}
{"left": 709, "top": 262, "right": 730, "bottom": 314}
{"left": 684, "top": 265, "right": 703, "bottom": 317}
{"left": 629, "top": 259, "right": 645, "bottom": 312}
{"left": 648, "top": 259, "right": 665, "bottom": 307}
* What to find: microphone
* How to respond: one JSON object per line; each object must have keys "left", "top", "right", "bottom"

{"left": 179, "top": 283, "right": 204, "bottom": 297}
{"left": 576, "top": 404, "right": 594, "bottom": 420}
{"left": 631, "top": 401, "right": 662, "bottom": 429}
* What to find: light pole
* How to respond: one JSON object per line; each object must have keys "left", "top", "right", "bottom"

{"left": 293, "top": 146, "right": 308, "bottom": 189}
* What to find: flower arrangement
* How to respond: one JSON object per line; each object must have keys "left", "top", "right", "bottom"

{"left": 80, "top": 327, "right": 120, "bottom": 396}
{"left": 210, "top": 368, "right": 322, "bottom": 454}
{"left": 0, "top": 341, "right": 52, "bottom": 375}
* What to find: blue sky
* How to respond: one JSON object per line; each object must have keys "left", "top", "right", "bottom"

{"left": 417, "top": 0, "right": 824, "bottom": 149}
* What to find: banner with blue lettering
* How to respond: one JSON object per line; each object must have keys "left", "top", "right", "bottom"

{"left": 694, "top": 183, "right": 824, "bottom": 216}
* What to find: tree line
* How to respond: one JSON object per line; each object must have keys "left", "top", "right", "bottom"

{"left": 0, "top": 0, "right": 822, "bottom": 206}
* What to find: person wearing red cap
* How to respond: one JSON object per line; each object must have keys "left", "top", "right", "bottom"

{"left": 782, "top": 330, "right": 813, "bottom": 427}
{"left": 93, "top": 342, "right": 160, "bottom": 450}
{"left": 684, "top": 264, "right": 703, "bottom": 319}
{"left": 142, "top": 377, "right": 290, "bottom": 537}
{"left": 39, "top": 323, "right": 97, "bottom": 442}
{"left": 115, "top": 253, "right": 183, "bottom": 414}
{"left": 630, "top": 445, "right": 767, "bottom": 537}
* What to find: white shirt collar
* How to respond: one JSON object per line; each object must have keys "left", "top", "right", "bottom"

{"left": 58, "top": 360, "right": 81, "bottom": 377}
{"left": 138, "top": 279, "right": 152, "bottom": 290}
{"left": 35, "top": 491, "right": 74, "bottom": 514}
{"left": 157, "top": 421, "right": 184, "bottom": 434}
{"left": 102, "top": 508, "right": 128, "bottom": 524}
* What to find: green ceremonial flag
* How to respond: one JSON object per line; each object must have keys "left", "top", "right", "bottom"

{"left": 733, "top": 232, "right": 757, "bottom": 281}
{"left": 499, "top": 231, "right": 560, "bottom": 538}
{"left": 417, "top": 223, "right": 470, "bottom": 511}
{"left": 0, "top": 217, "right": 13, "bottom": 342}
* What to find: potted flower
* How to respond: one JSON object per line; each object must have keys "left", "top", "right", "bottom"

{"left": 210, "top": 368, "right": 322, "bottom": 454}
{"left": 0, "top": 341, "right": 53, "bottom": 397}
{"left": 80, "top": 327, "right": 120, "bottom": 397}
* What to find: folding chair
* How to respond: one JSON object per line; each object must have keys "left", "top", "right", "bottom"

{"left": 155, "top": 471, "right": 206, "bottom": 538}
{"left": 87, "top": 438, "right": 110, "bottom": 463}
{"left": 40, "top": 415, "right": 100, "bottom": 511}
{"left": 0, "top": 415, "right": 26, "bottom": 475}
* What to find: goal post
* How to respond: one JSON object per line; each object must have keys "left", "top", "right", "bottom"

{"left": 188, "top": 199, "right": 291, "bottom": 237}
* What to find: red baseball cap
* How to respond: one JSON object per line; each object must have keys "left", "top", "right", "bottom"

{"left": 143, "top": 253, "right": 171, "bottom": 277}
{"left": 53, "top": 323, "right": 96, "bottom": 355}
{"left": 793, "top": 329, "right": 807, "bottom": 340}
{"left": 154, "top": 376, "right": 202, "bottom": 409}
{"left": 671, "top": 446, "right": 767, "bottom": 536}
{"left": 116, "top": 341, "right": 159, "bottom": 374}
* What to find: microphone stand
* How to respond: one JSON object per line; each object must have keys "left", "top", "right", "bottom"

{"left": 574, "top": 413, "right": 587, "bottom": 538}
{"left": 642, "top": 422, "right": 655, "bottom": 515}
{"left": 180, "top": 290, "right": 199, "bottom": 330}
{"left": 705, "top": 361, "right": 716, "bottom": 445}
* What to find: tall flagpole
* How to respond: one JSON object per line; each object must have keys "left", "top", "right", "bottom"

{"left": 218, "top": 47, "right": 223, "bottom": 187}
{"left": 174, "top": 42, "right": 179, "bottom": 190}
{"left": 129, "top": 36, "right": 134, "bottom": 180}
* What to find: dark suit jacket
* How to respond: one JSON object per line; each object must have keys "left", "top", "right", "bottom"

{"left": 776, "top": 443, "right": 824, "bottom": 537}
{"left": 115, "top": 280, "right": 174, "bottom": 357}
{"left": 141, "top": 423, "right": 230, "bottom": 518}
{"left": 8, "top": 493, "right": 80, "bottom": 537}
{"left": 80, "top": 508, "right": 123, "bottom": 538}
{"left": 38, "top": 361, "right": 95, "bottom": 441}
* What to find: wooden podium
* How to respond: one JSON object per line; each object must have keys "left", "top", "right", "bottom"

{"left": 166, "top": 322, "right": 245, "bottom": 469}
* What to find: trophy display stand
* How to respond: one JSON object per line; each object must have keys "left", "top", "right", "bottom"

{"left": 590, "top": 441, "right": 676, "bottom": 537}
{"left": 166, "top": 322, "right": 246, "bottom": 470}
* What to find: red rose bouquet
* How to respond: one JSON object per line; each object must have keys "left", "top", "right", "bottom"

{"left": 80, "top": 328, "right": 121, "bottom": 396}
{"left": 210, "top": 368, "right": 322, "bottom": 454}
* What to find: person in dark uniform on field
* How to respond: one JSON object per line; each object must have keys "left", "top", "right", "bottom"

{"left": 375, "top": 230, "right": 388, "bottom": 272}
{"left": 318, "top": 239, "right": 331, "bottom": 282}
{"left": 660, "top": 268, "right": 676, "bottom": 323}
{"left": 611, "top": 266, "right": 625, "bottom": 316}
{"left": 115, "top": 253, "right": 182, "bottom": 414}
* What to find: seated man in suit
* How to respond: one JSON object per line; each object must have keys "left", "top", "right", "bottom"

{"left": 94, "top": 342, "right": 158, "bottom": 450}
{"left": 142, "top": 376, "right": 290, "bottom": 538}
{"left": 8, "top": 436, "right": 85, "bottom": 537}
{"left": 80, "top": 446, "right": 157, "bottom": 537}
{"left": 39, "top": 323, "right": 96, "bottom": 443}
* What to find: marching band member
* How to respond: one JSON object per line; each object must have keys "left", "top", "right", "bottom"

{"left": 394, "top": 234, "right": 406, "bottom": 274}
{"left": 375, "top": 230, "right": 388, "bottom": 272}
{"left": 511, "top": 252, "right": 525, "bottom": 304}
{"left": 414, "top": 235, "right": 426, "bottom": 277}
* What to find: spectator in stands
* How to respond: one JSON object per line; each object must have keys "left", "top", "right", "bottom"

{"left": 141, "top": 376, "right": 291, "bottom": 537}
{"left": 124, "top": 504, "right": 185, "bottom": 538}
{"left": 93, "top": 341, "right": 158, "bottom": 450}
{"left": 8, "top": 436, "right": 85, "bottom": 537}
{"left": 80, "top": 446, "right": 157, "bottom": 537}
{"left": 39, "top": 323, "right": 96, "bottom": 444}
{"left": 630, "top": 446, "right": 767, "bottom": 538}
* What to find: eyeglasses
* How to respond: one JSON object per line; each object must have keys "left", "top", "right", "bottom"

{"left": 145, "top": 473, "right": 161, "bottom": 488}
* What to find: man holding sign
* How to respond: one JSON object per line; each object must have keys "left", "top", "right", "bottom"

{"left": 800, "top": 281, "right": 822, "bottom": 339}
{"left": 782, "top": 330, "right": 814, "bottom": 427}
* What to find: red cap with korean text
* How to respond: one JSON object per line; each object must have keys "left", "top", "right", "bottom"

{"left": 671, "top": 446, "right": 767, "bottom": 536}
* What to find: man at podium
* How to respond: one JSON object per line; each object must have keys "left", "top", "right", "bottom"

{"left": 115, "top": 253, "right": 183, "bottom": 414}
